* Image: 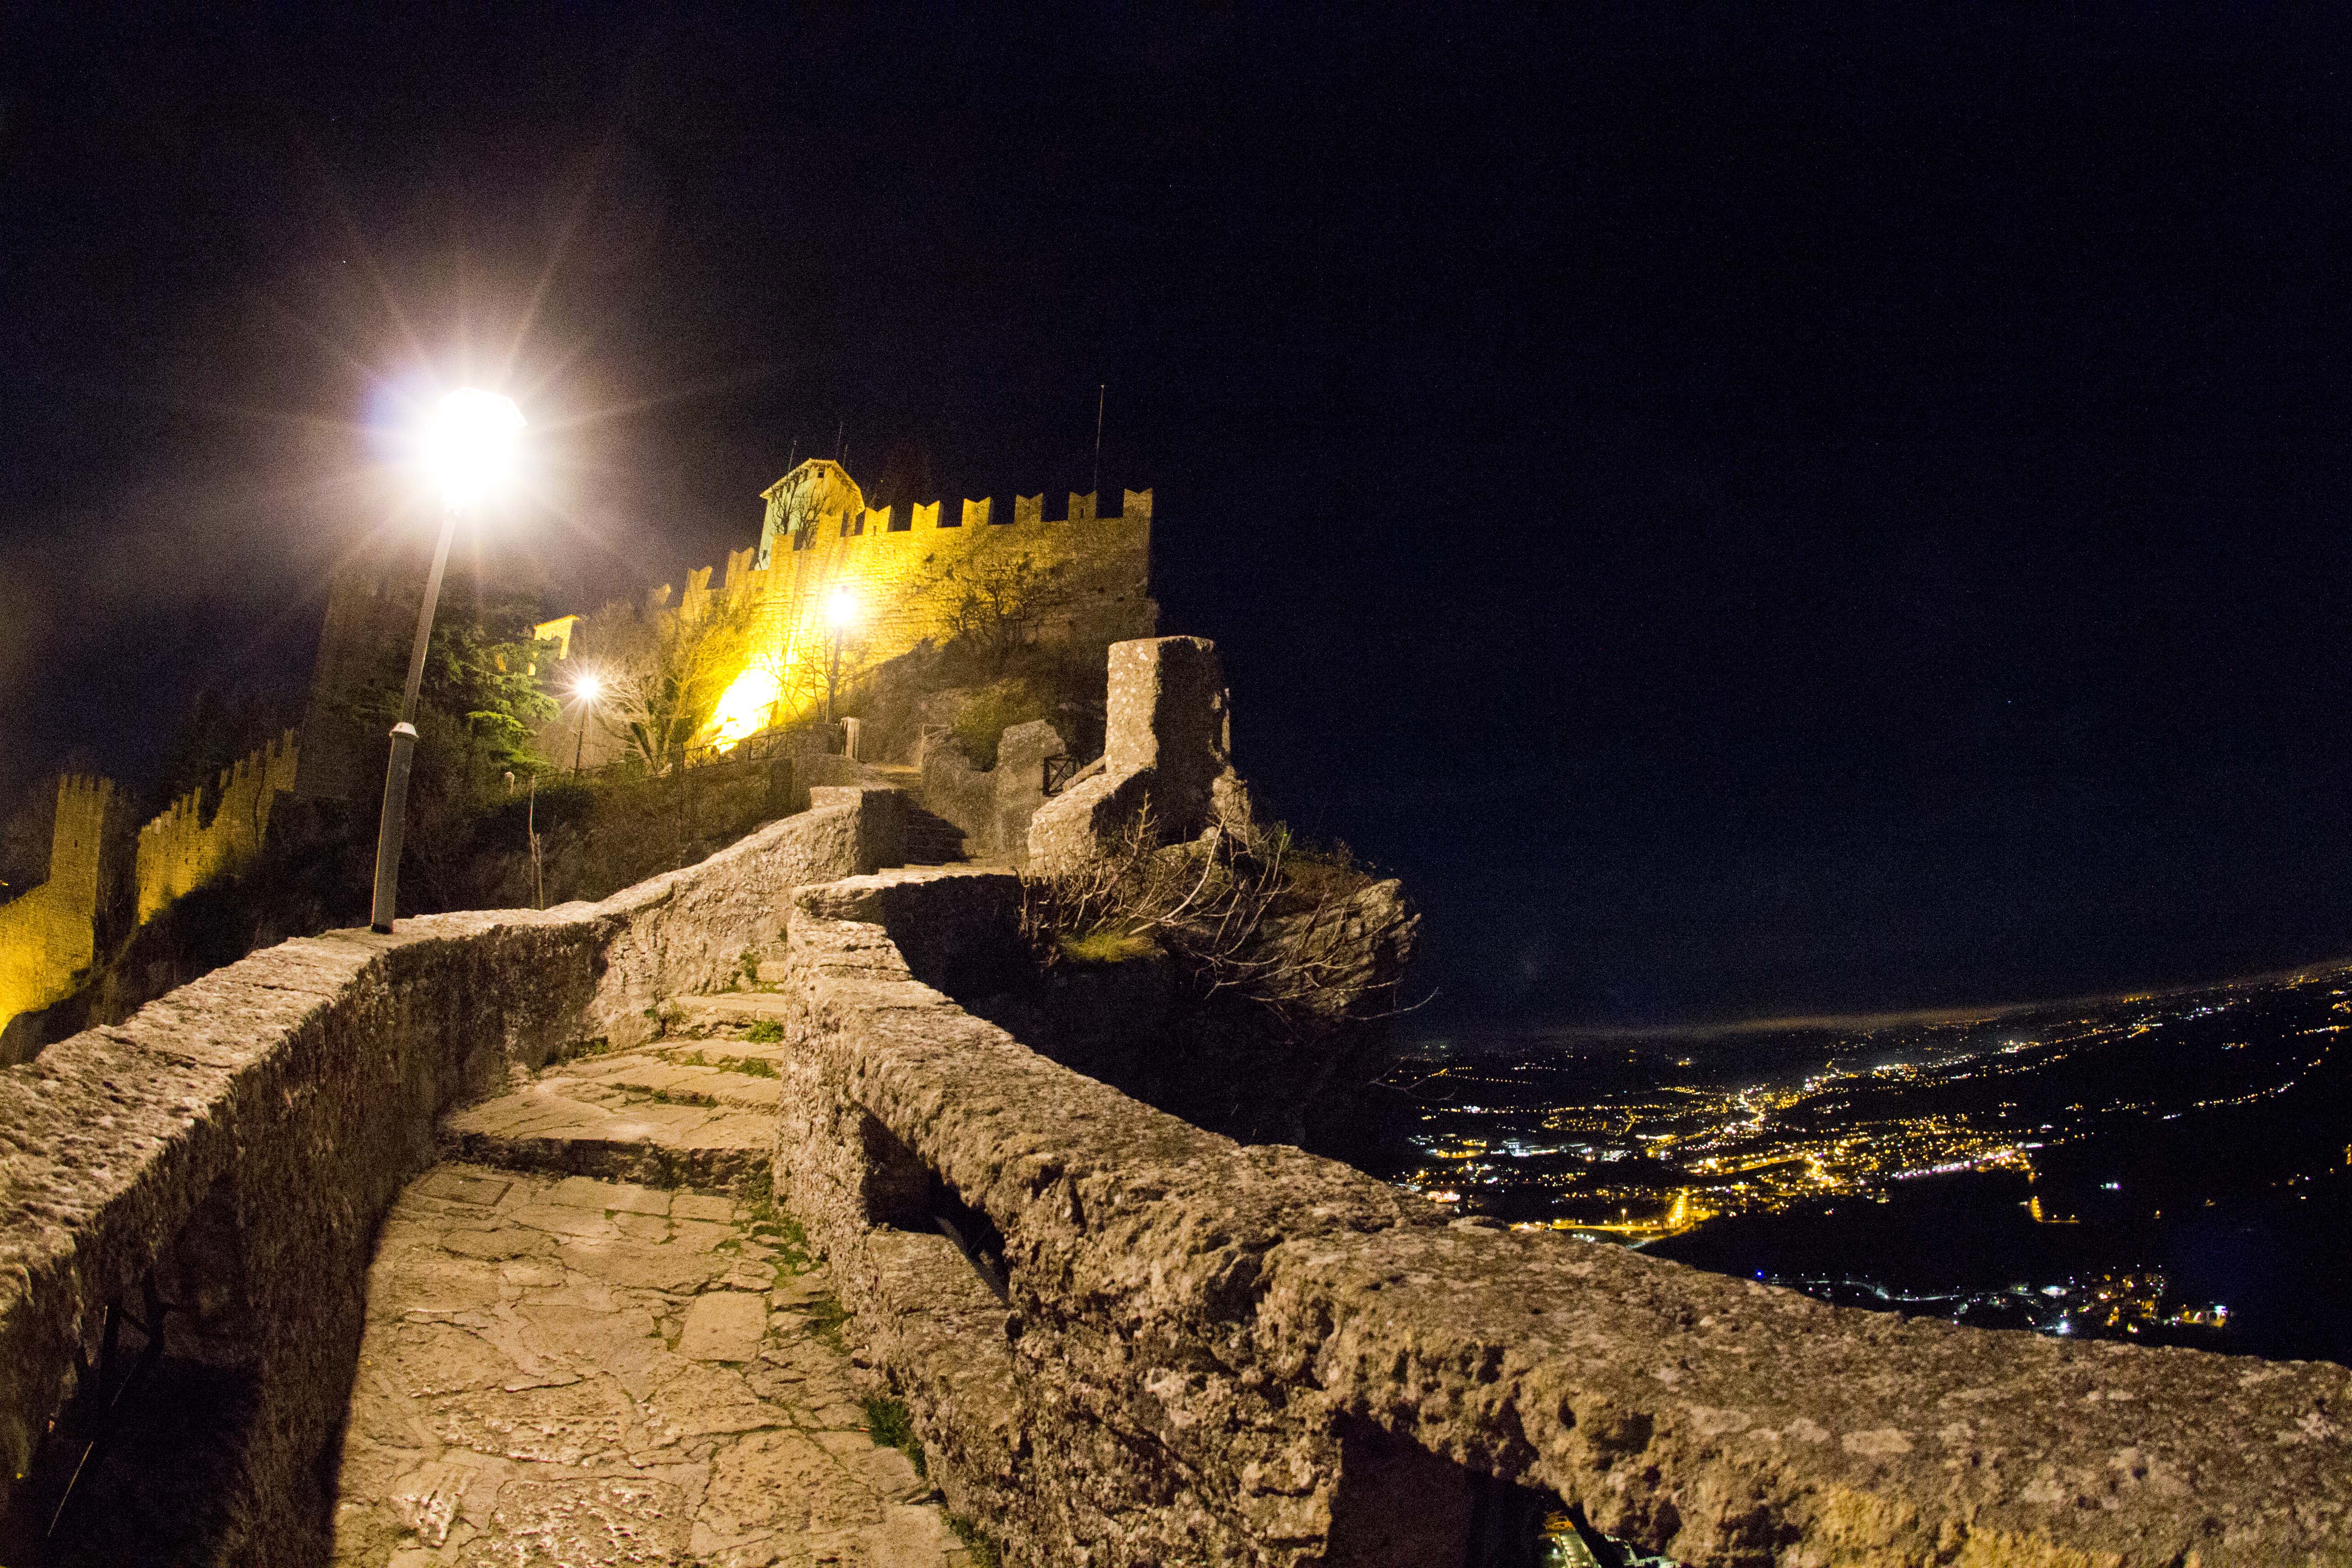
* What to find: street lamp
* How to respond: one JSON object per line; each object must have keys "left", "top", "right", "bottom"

{"left": 571, "top": 672, "right": 603, "bottom": 775}
{"left": 368, "top": 387, "right": 526, "bottom": 933}
{"left": 823, "top": 586, "right": 858, "bottom": 726}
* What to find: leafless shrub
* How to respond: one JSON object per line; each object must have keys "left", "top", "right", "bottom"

{"left": 1019, "top": 808, "right": 1419, "bottom": 1040}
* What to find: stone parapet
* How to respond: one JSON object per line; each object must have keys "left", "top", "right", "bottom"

{"left": 920, "top": 719, "right": 1067, "bottom": 868}
{"left": 0, "top": 790, "right": 902, "bottom": 1561}
{"left": 775, "top": 867, "right": 2352, "bottom": 1568}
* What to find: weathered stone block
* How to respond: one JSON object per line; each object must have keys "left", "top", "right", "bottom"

{"left": 1028, "top": 636, "right": 1234, "bottom": 868}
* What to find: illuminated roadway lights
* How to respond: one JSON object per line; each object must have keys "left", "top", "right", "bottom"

{"left": 370, "top": 387, "right": 528, "bottom": 934}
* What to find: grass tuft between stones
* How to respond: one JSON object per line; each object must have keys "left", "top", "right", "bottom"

{"left": 949, "top": 1514, "right": 1003, "bottom": 1567}
{"left": 744, "top": 1195, "right": 816, "bottom": 1276}
{"left": 859, "top": 1393, "right": 926, "bottom": 1478}
{"left": 744, "top": 1019, "right": 786, "bottom": 1044}
{"left": 803, "top": 1289, "right": 851, "bottom": 1351}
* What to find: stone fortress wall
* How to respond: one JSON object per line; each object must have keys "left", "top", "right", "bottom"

{"left": 0, "top": 642, "right": 2344, "bottom": 1565}
{"left": 534, "top": 460, "right": 1157, "bottom": 746}
{"left": 290, "top": 531, "right": 447, "bottom": 804}
{"left": 133, "top": 729, "right": 301, "bottom": 923}
{"left": 0, "top": 776, "right": 122, "bottom": 1051}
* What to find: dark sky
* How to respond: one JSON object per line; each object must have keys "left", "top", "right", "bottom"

{"left": 9, "top": 5, "right": 2352, "bottom": 1029}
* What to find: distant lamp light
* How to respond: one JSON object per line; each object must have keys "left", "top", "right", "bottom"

{"left": 425, "top": 387, "right": 527, "bottom": 509}
{"left": 569, "top": 670, "right": 604, "bottom": 774}
{"left": 822, "top": 587, "right": 858, "bottom": 726}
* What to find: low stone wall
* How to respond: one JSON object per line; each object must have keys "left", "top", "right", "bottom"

{"left": 775, "top": 868, "right": 2352, "bottom": 1568}
{"left": 0, "top": 791, "right": 901, "bottom": 1563}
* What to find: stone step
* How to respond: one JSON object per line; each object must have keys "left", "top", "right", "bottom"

{"left": 444, "top": 1065, "right": 774, "bottom": 1194}
{"left": 653, "top": 1036, "right": 787, "bottom": 1066}
{"left": 561, "top": 1052, "right": 782, "bottom": 1109}
{"left": 672, "top": 992, "right": 796, "bottom": 1028}
{"left": 338, "top": 1163, "right": 973, "bottom": 1566}
{"left": 899, "top": 802, "right": 970, "bottom": 867}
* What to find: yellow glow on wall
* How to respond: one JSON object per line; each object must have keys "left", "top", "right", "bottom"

{"left": 135, "top": 731, "right": 300, "bottom": 923}
{"left": 709, "top": 663, "right": 783, "bottom": 749}
{"left": 656, "top": 462, "right": 1156, "bottom": 751}
{"left": 0, "top": 775, "right": 118, "bottom": 1044}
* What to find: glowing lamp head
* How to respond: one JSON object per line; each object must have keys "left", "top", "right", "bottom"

{"left": 825, "top": 586, "right": 858, "bottom": 631}
{"left": 425, "top": 387, "right": 526, "bottom": 509}
{"left": 573, "top": 672, "right": 603, "bottom": 705}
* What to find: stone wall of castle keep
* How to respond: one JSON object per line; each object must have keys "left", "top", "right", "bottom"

{"left": 133, "top": 729, "right": 300, "bottom": 923}
{"left": 0, "top": 776, "right": 120, "bottom": 1050}
{"left": 2, "top": 798, "right": 2346, "bottom": 1564}
{"left": 544, "top": 470, "right": 1159, "bottom": 745}
{"left": 730, "top": 474, "right": 1156, "bottom": 710}
{"left": 0, "top": 789, "right": 902, "bottom": 1563}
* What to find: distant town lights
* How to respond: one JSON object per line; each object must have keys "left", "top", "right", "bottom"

{"left": 425, "top": 388, "right": 526, "bottom": 510}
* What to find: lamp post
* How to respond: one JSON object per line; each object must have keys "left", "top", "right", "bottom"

{"left": 823, "top": 586, "right": 857, "bottom": 729}
{"left": 369, "top": 388, "right": 526, "bottom": 934}
{"left": 571, "top": 672, "right": 603, "bottom": 775}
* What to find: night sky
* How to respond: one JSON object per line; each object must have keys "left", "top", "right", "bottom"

{"left": 9, "top": 7, "right": 2352, "bottom": 1030}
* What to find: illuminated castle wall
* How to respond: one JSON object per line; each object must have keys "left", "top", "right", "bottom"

{"left": 134, "top": 730, "right": 301, "bottom": 922}
{"left": 0, "top": 775, "right": 122, "bottom": 1043}
{"left": 548, "top": 460, "right": 1157, "bottom": 748}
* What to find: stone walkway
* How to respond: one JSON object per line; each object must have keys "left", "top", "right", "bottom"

{"left": 335, "top": 994, "right": 978, "bottom": 1567}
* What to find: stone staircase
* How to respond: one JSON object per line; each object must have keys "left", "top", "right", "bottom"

{"left": 444, "top": 1005, "right": 791, "bottom": 1194}
{"left": 869, "top": 764, "right": 970, "bottom": 866}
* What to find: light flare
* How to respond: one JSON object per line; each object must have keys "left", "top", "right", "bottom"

{"left": 709, "top": 664, "right": 782, "bottom": 749}
{"left": 425, "top": 388, "right": 527, "bottom": 509}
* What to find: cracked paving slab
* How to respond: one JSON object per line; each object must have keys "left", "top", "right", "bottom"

{"left": 333, "top": 1164, "right": 972, "bottom": 1568}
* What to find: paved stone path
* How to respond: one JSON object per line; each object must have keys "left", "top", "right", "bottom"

{"left": 336, "top": 991, "right": 977, "bottom": 1566}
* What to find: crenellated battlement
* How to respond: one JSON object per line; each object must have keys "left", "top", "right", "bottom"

{"left": 0, "top": 774, "right": 128, "bottom": 1050}
{"left": 592, "top": 461, "right": 1161, "bottom": 745}
{"left": 776, "top": 485, "right": 1150, "bottom": 552}
{"left": 135, "top": 730, "right": 300, "bottom": 923}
